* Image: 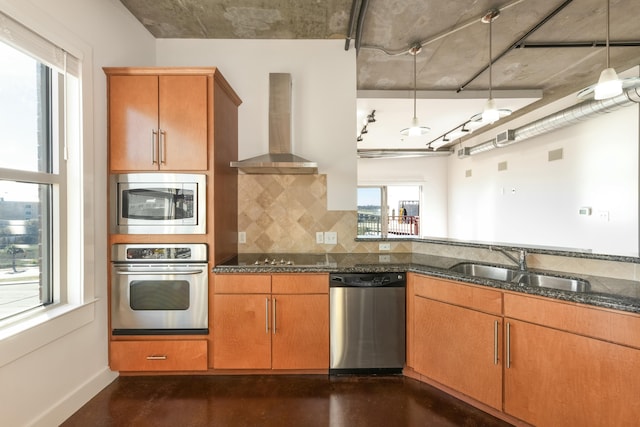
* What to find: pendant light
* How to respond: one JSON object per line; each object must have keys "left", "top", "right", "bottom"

{"left": 400, "top": 43, "right": 430, "bottom": 136}
{"left": 594, "top": 0, "right": 622, "bottom": 100}
{"left": 481, "top": 9, "right": 500, "bottom": 124}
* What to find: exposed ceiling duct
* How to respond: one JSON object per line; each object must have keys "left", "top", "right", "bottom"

{"left": 458, "top": 85, "right": 640, "bottom": 158}
{"left": 358, "top": 149, "right": 450, "bottom": 159}
{"left": 230, "top": 73, "right": 318, "bottom": 174}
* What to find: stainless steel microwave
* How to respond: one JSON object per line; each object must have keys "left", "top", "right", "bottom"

{"left": 110, "top": 173, "right": 206, "bottom": 234}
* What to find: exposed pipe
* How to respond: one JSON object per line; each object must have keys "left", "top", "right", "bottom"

{"left": 354, "top": 0, "right": 370, "bottom": 54}
{"left": 344, "top": 0, "right": 361, "bottom": 51}
{"left": 359, "top": 0, "right": 527, "bottom": 57}
{"left": 457, "top": 0, "right": 574, "bottom": 93}
{"left": 514, "top": 41, "right": 640, "bottom": 48}
{"left": 461, "top": 86, "right": 640, "bottom": 157}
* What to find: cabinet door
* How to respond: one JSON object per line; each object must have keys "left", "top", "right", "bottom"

{"left": 504, "top": 319, "right": 640, "bottom": 426}
{"left": 109, "top": 75, "right": 159, "bottom": 171}
{"left": 414, "top": 296, "right": 502, "bottom": 410}
{"left": 271, "top": 294, "right": 329, "bottom": 370}
{"left": 158, "top": 75, "right": 208, "bottom": 170}
{"left": 212, "top": 294, "right": 271, "bottom": 369}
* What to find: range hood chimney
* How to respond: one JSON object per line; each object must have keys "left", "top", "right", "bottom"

{"left": 230, "top": 73, "right": 318, "bottom": 174}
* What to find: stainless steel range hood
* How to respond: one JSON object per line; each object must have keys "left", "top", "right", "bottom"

{"left": 230, "top": 73, "right": 318, "bottom": 174}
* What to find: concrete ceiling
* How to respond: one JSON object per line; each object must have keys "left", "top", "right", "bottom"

{"left": 119, "top": 0, "right": 640, "bottom": 151}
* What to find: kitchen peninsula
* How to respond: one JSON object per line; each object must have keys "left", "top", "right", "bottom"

{"left": 214, "top": 249, "right": 640, "bottom": 426}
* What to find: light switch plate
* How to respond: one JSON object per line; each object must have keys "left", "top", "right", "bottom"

{"left": 316, "top": 232, "right": 324, "bottom": 244}
{"left": 324, "top": 231, "right": 337, "bottom": 244}
{"left": 238, "top": 231, "right": 246, "bottom": 244}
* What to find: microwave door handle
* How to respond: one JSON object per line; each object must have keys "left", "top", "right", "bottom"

{"left": 114, "top": 268, "right": 205, "bottom": 275}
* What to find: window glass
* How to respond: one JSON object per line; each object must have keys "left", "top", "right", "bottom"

{"left": 0, "top": 42, "right": 51, "bottom": 173}
{"left": 357, "top": 185, "right": 421, "bottom": 238}
{"left": 357, "top": 187, "right": 383, "bottom": 237}
{"left": 0, "top": 41, "right": 58, "bottom": 321}
{"left": 0, "top": 181, "right": 52, "bottom": 319}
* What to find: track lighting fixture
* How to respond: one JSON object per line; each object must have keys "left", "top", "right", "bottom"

{"left": 357, "top": 110, "right": 377, "bottom": 142}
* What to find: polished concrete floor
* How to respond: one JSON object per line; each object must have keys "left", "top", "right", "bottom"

{"left": 61, "top": 375, "right": 513, "bottom": 427}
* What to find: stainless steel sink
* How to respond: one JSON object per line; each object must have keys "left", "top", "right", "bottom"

{"left": 449, "top": 263, "right": 521, "bottom": 282}
{"left": 449, "top": 263, "right": 590, "bottom": 292}
{"left": 516, "top": 273, "right": 591, "bottom": 292}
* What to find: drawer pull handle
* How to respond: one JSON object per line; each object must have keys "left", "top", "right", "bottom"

{"left": 146, "top": 355, "right": 167, "bottom": 361}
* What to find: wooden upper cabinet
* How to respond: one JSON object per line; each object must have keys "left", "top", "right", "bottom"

{"left": 158, "top": 75, "right": 208, "bottom": 171}
{"left": 107, "top": 73, "right": 208, "bottom": 172}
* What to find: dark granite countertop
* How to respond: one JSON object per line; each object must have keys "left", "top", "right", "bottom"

{"left": 213, "top": 252, "right": 640, "bottom": 315}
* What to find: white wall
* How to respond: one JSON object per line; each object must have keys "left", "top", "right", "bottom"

{"left": 449, "top": 97, "right": 639, "bottom": 256}
{"left": 0, "top": 1, "right": 155, "bottom": 426}
{"left": 156, "top": 39, "right": 357, "bottom": 210}
{"left": 358, "top": 156, "right": 449, "bottom": 237}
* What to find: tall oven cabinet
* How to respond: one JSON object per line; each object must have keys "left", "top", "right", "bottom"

{"left": 104, "top": 67, "right": 242, "bottom": 373}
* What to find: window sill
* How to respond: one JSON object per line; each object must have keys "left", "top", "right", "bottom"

{"left": 0, "top": 299, "right": 98, "bottom": 368}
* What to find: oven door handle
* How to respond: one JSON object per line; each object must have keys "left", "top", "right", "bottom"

{"left": 114, "top": 268, "right": 205, "bottom": 275}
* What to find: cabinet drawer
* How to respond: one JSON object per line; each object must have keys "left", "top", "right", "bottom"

{"left": 504, "top": 292, "right": 640, "bottom": 349}
{"left": 412, "top": 274, "right": 502, "bottom": 315}
{"left": 272, "top": 274, "right": 328, "bottom": 294}
{"left": 214, "top": 274, "right": 271, "bottom": 293}
{"left": 110, "top": 340, "right": 207, "bottom": 372}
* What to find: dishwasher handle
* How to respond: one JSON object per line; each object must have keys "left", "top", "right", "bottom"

{"left": 330, "top": 273, "right": 405, "bottom": 288}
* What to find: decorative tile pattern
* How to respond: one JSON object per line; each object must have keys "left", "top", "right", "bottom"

{"left": 238, "top": 174, "right": 413, "bottom": 254}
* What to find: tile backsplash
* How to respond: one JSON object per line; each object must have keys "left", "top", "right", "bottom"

{"left": 237, "top": 174, "right": 411, "bottom": 254}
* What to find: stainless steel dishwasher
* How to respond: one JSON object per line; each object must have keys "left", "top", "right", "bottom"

{"left": 329, "top": 272, "right": 406, "bottom": 374}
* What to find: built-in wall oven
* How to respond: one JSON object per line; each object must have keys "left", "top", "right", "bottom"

{"left": 110, "top": 173, "right": 206, "bottom": 234}
{"left": 111, "top": 243, "right": 208, "bottom": 335}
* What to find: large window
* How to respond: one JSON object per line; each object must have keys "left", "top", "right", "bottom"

{"left": 0, "top": 14, "right": 79, "bottom": 323}
{"left": 357, "top": 185, "right": 421, "bottom": 238}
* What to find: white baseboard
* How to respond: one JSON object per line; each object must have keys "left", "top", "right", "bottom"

{"left": 28, "top": 367, "right": 118, "bottom": 427}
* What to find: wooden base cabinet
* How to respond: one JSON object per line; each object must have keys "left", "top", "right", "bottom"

{"left": 503, "top": 292, "right": 640, "bottom": 427}
{"left": 212, "top": 274, "right": 329, "bottom": 370}
{"left": 412, "top": 276, "right": 503, "bottom": 410}
{"left": 110, "top": 340, "right": 207, "bottom": 372}
{"left": 504, "top": 318, "right": 640, "bottom": 426}
{"left": 409, "top": 273, "right": 640, "bottom": 426}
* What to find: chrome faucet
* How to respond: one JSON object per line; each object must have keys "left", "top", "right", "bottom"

{"left": 490, "top": 247, "right": 527, "bottom": 271}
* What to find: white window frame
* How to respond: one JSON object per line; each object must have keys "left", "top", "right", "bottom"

{"left": 0, "top": 5, "right": 96, "bottom": 367}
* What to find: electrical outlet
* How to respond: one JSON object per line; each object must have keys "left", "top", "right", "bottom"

{"left": 316, "top": 232, "right": 324, "bottom": 244}
{"left": 324, "top": 231, "right": 337, "bottom": 245}
{"left": 238, "top": 231, "right": 246, "bottom": 244}
{"left": 597, "top": 210, "right": 610, "bottom": 221}
{"left": 379, "top": 243, "right": 391, "bottom": 251}
{"left": 379, "top": 254, "right": 391, "bottom": 263}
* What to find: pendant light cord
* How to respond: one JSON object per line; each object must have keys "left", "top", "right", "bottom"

{"left": 413, "top": 50, "right": 417, "bottom": 119}
{"left": 606, "top": 0, "right": 610, "bottom": 68}
{"left": 488, "top": 18, "right": 493, "bottom": 100}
